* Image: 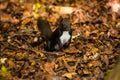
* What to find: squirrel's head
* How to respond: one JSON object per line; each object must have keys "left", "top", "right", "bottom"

{"left": 59, "top": 16, "right": 71, "bottom": 31}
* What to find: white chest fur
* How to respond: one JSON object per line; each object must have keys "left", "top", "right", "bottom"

{"left": 60, "top": 31, "right": 70, "bottom": 45}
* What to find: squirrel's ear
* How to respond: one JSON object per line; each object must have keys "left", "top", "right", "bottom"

{"left": 59, "top": 16, "right": 63, "bottom": 23}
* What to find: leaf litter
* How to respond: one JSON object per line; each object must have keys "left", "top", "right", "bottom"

{"left": 0, "top": 0, "right": 120, "bottom": 80}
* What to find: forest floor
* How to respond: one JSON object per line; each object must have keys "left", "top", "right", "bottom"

{"left": 0, "top": 0, "right": 120, "bottom": 80}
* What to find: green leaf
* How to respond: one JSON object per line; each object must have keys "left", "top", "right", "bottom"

{"left": 1, "top": 65, "right": 8, "bottom": 77}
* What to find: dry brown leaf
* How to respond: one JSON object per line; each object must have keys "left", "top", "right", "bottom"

{"left": 1, "top": 14, "right": 12, "bottom": 22}
{"left": 43, "top": 61, "right": 56, "bottom": 75}
{"left": 21, "top": 18, "right": 31, "bottom": 25}
{"left": 49, "top": 6, "right": 74, "bottom": 14}
{"left": 10, "top": 16, "right": 19, "bottom": 24}
{"left": 83, "top": 69, "right": 91, "bottom": 75}
{"left": 8, "top": 59, "right": 15, "bottom": 69}
{"left": 0, "top": 2, "right": 8, "bottom": 10}
{"left": 62, "top": 72, "right": 77, "bottom": 79}
{"left": 63, "top": 47, "right": 80, "bottom": 53}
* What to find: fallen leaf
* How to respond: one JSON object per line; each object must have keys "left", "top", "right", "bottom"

{"left": 62, "top": 72, "right": 77, "bottom": 79}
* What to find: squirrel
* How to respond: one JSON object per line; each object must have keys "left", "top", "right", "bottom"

{"left": 37, "top": 16, "right": 72, "bottom": 51}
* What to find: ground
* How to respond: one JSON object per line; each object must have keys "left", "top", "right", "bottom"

{"left": 0, "top": 0, "right": 120, "bottom": 80}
